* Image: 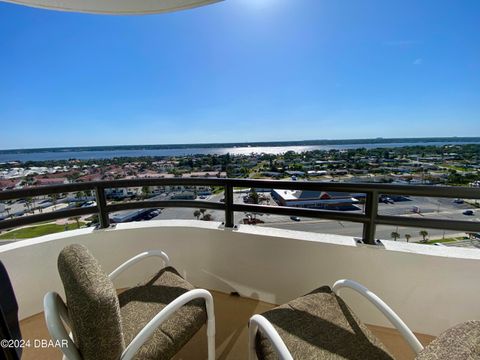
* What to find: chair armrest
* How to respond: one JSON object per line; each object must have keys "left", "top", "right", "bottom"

{"left": 109, "top": 250, "right": 170, "bottom": 282}
{"left": 120, "top": 289, "right": 215, "bottom": 360}
{"left": 248, "top": 314, "right": 293, "bottom": 360}
{"left": 332, "top": 279, "right": 424, "bottom": 355}
{"left": 43, "top": 292, "right": 81, "bottom": 360}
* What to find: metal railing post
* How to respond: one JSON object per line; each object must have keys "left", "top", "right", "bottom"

{"left": 95, "top": 186, "right": 110, "bottom": 229}
{"left": 362, "top": 191, "right": 378, "bottom": 245}
{"left": 224, "top": 183, "right": 234, "bottom": 228}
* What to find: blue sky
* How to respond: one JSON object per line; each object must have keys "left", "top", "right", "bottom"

{"left": 0, "top": 0, "right": 479, "bottom": 149}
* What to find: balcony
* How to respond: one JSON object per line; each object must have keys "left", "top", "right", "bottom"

{"left": 0, "top": 178, "right": 479, "bottom": 359}
{"left": 1, "top": 178, "right": 479, "bottom": 244}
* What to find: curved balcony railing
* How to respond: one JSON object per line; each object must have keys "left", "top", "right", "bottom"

{"left": 0, "top": 178, "right": 479, "bottom": 245}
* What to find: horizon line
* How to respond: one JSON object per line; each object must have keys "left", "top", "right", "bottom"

{"left": 1, "top": 136, "right": 479, "bottom": 153}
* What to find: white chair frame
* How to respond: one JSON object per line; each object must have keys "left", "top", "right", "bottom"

{"left": 44, "top": 250, "right": 215, "bottom": 360}
{"left": 249, "top": 279, "right": 423, "bottom": 360}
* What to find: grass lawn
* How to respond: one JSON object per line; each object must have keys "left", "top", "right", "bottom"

{"left": 212, "top": 186, "right": 224, "bottom": 194}
{"left": 0, "top": 222, "right": 86, "bottom": 240}
{"left": 443, "top": 165, "right": 470, "bottom": 172}
{"left": 424, "top": 236, "right": 466, "bottom": 244}
{"left": 466, "top": 201, "right": 480, "bottom": 208}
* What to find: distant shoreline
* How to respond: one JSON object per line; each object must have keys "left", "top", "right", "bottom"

{"left": 1, "top": 137, "right": 479, "bottom": 154}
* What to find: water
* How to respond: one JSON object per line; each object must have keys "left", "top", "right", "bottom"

{"left": 0, "top": 141, "right": 478, "bottom": 163}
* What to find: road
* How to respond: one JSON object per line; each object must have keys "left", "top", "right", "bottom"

{"left": 151, "top": 191, "right": 479, "bottom": 244}
{"left": 2, "top": 190, "right": 477, "bottom": 247}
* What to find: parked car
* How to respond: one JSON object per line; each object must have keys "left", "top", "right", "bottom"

{"left": 81, "top": 201, "right": 96, "bottom": 207}
{"left": 379, "top": 195, "right": 394, "bottom": 204}
{"left": 290, "top": 216, "right": 301, "bottom": 222}
{"left": 463, "top": 210, "right": 474, "bottom": 216}
{"left": 454, "top": 198, "right": 464, "bottom": 204}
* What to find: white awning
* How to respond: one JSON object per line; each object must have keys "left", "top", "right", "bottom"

{"left": 1, "top": 0, "right": 222, "bottom": 14}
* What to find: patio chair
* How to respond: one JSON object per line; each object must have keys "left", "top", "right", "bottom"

{"left": 415, "top": 320, "right": 480, "bottom": 359}
{"left": 248, "top": 279, "right": 423, "bottom": 360}
{"left": 0, "top": 260, "right": 22, "bottom": 360}
{"left": 44, "top": 244, "right": 215, "bottom": 360}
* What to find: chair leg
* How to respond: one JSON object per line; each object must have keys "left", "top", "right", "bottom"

{"left": 248, "top": 320, "right": 258, "bottom": 360}
{"left": 205, "top": 294, "right": 216, "bottom": 360}
{"left": 207, "top": 327, "right": 215, "bottom": 360}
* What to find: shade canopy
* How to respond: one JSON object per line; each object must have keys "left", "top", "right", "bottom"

{"left": 0, "top": 0, "right": 222, "bottom": 14}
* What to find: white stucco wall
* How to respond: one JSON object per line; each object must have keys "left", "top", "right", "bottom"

{"left": 1, "top": 220, "right": 480, "bottom": 336}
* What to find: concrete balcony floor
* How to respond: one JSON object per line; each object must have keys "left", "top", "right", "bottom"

{"left": 20, "top": 290, "right": 434, "bottom": 360}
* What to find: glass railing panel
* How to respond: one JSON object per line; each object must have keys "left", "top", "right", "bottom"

{"left": 233, "top": 187, "right": 366, "bottom": 213}
{"left": 245, "top": 213, "right": 364, "bottom": 238}
{"left": 375, "top": 225, "right": 479, "bottom": 249}
{"left": 104, "top": 186, "right": 225, "bottom": 224}
{"left": 231, "top": 186, "right": 366, "bottom": 237}
{"left": 0, "top": 190, "right": 102, "bottom": 242}
{"left": 377, "top": 195, "right": 479, "bottom": 220}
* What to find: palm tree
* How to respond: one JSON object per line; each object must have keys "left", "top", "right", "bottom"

{"left": 25, "top": 197, "right": 33, "bottom": 213}
{"left": 200, "top": 208, "right": 206, "bottom": 217}
{"left": 250, "top": 188, "right": 259, "bottom": 204}
{"left": 193, "top": 210, "right": 201, "bottom": 220}
{"left": 51, "top": 193, "right": 59, "bottom": 210}
{"left": 69, "top": 216, "right": 81, "bottom": 229}
{"left": 391, "top": 231, "right": 400, "bottom": 241}
{"left": 141, "top": 186, "right": 150, "bottom": 199}
{"left": 405, "top": 234, "right": 411, "bottom": 243}
{"left": 419, "top": 230, "right": 429, "bottom": 243}
{"left": 31, "top": 196, "right": 37, "bottom": 213}
{"left": 202, "top": 213, "right": 212, "bottom": 221}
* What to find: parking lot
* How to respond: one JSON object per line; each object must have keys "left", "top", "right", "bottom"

{"left": 148, "top": 190, "right": 479, "bottom": 245}
{"left": 1, "top": 189, "right": 477, "bottom": 247}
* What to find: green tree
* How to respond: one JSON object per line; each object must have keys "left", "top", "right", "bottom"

{"left": 86, "top": 214, "right": 99, "bottom": 227}
{"left": 405, "top": 234, "right": 411, "bottom": 243}
{"left": 391, "top": 231, "right": 400, "bottom": 241}
{"left": 202, "top": 213, "right": 212, "bottom": 221}
{"left": 25, "top": 197, "right": 33, "bottom": 214}
{"left": 69, "top": 216, "right": 81, "bottom": 229}
{"left": 51, "top": 194, "right": 59, "bottom": 210}
{"left": 419, "top": 230, "right": 429, "bottom": 242}
{"left": 141, "top": 186, "right": 150, "bottom": 199}
{"left": 250, "top": 188, "right": 259, "bottom": 204}
{"left": 193, "top": 210, "right": 201, "bottom": 220}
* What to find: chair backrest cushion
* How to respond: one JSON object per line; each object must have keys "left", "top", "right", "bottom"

{"left": 415, "top": 320, "right": 480, "bottom": 359}
{"left": 0, "top": 260, "right": 22, "bottom": 359}
{"left": 58, "top": 244, "right": 125, "bottom": 360}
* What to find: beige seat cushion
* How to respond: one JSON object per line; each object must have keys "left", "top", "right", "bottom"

{"left": 118, "top": 266, "right": 207, "bottom": 360}
{"left": 58, "top": 244, "right": 125, "bottom": 360}
{"left": 256, "top": 286, "right": 393, "bottom": 360}
{"left": 415, "top": 320, "right": 480, "bottom": 360}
